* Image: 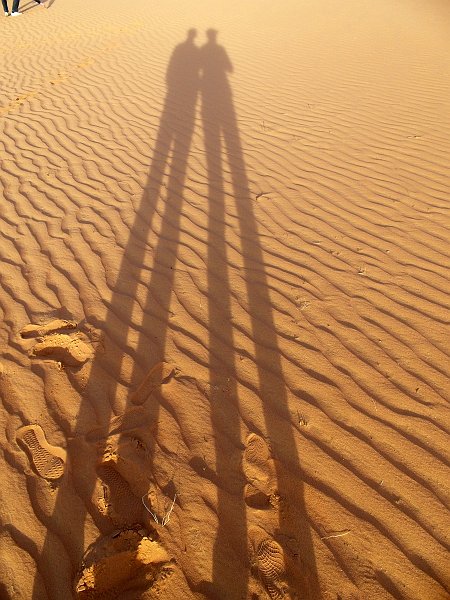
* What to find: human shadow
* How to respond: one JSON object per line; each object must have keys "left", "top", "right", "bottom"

{"left": 195, "top": 28, "right": 249, "bottom": 600}
{"left": 30, "top": 27, "right": 319, "bottom": 600}
{"left": 31, "top": 29, "right": 200, "bottom": 599}
{"left": 200, "top": 29, "right": 320, "bottom": 598}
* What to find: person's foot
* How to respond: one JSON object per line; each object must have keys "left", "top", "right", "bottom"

{"left": 11, "top": 11, "right": 22, "bottom": 15}
{"left": 4, "top": 11, "right": 9, "bottom": 15}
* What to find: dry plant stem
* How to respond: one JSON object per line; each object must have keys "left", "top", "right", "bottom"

{"left": 141, "top": 494, "right": 159, "bottom": 524}
{"left": 320, "top": 530, "right": 351, "bottom": 540}
{"left": 142, "top": 493, "right": 177, "bottom": 527}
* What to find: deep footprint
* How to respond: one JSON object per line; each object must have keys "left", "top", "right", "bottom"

{"left": 97, "top": 456, "right": 143, "bottom": 525}
{"left": 244, "top": 483, "right": 272, "bottom": 510}
{"left": 16, "top": 424, "right": 66, "bottom": 481}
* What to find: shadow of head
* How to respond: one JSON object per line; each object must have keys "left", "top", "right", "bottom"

{"left": 206, "top": 28, "right": 219, "bottom": 43}
{"left": 200, "top": 28, "right": 233, "bottom": 100}
{"left": 165, "top": 28, "right": 201, "bottom": 95}
{"left": 187, "top": 27, "right": 197, "bottom": 42}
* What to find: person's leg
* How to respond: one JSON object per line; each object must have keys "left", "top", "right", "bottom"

{"left": 12, "top": 0, "right": 20, "bottom": 13}
{"left": 2, "top": 0, "right": 9, "bottom": 14}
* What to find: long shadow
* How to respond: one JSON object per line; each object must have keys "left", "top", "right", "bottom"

{"left": 30, "top": 27, "right": 319, "bottom": 600}
{"left": 197, "top": 29, "right": 249, "bottom": 600}
{"left": 201, "top": 30, "right": 320, "bottom": 598}
{"left": 31, "top": 29, "right": 201, "bottom": 599}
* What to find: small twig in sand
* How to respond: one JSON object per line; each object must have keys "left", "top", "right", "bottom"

{"left": 142, "top": 493, "right": 177, "bottom": 527}
{"left": 320, "top": 530, "right": 351, "bottom": 540}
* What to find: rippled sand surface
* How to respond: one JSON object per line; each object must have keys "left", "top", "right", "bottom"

{"left": 1, "top": 0, "right": 449, "bottom": 598}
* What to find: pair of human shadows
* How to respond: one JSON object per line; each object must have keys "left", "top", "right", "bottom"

{"left": 29, "top": 28, "right": 320, "bottom": 600}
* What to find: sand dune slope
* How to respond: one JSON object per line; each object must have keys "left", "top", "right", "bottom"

{"left": 1, "top": 0, "right": 449, "bottom": 598}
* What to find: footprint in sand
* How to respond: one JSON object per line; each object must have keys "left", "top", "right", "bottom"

{"left": 16, "top": 424, "right": 66, "bottom": 481}
{"left": 243, "top": 433, "right": 278, "bottom": 510}
{"left": 74, "top": 528, "right": 172, "bottom": 599}
{"left": 30, "top": 333, "right": 93, "bottom": 367}
{"left": 130, "top": 362, "right": 175, "bottom": 405}
{"left": 96, "top": 452, "right": 143, "bottom": 526}
{"left": 21, "top": 319, "right": 94, "bottom": 367}
{"left": 249, "top": 526, "right": 287, "bottom": 600}
{"left": 20, "top": 319, "right": 78, "bottom": 339}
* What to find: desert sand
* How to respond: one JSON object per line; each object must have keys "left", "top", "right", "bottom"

{"left": 0, "top": 0, "right": 449, "bottom": 598}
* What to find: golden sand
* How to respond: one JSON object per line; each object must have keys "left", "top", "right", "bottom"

{"left": 1, "top": 0, "right": 449, "bottom": 598}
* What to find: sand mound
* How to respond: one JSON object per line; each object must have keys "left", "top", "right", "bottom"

{"left": 74, "top": 528, "right": 172, "bottom": 599}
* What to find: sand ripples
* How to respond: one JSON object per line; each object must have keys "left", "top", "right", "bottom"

{"left": 0, "top": 0, "right": 449, "bottom": 598}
